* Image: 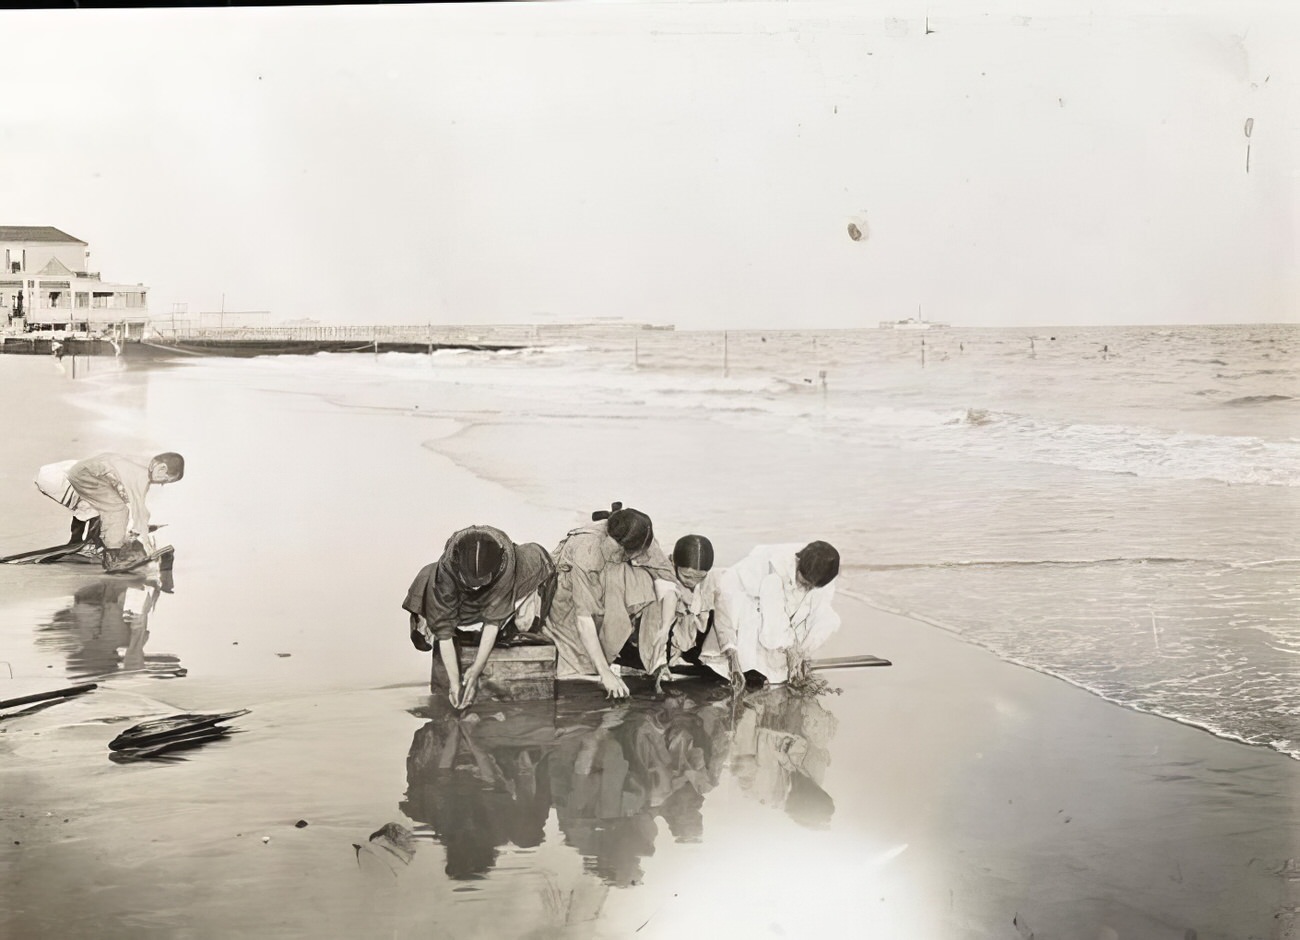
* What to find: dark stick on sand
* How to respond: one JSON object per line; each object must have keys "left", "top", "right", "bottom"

{"left": 0, "top": 682, "right": 98, "bottom": 711}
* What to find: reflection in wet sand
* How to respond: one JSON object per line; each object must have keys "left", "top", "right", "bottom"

{"left": 402, "top": 706, "right": 560, "bottom": 881}
{"left": 731, "top": 686, "right": 839, "bottom": 829}
{"left": 400, "top": 684, "right": 839, "bottom": 894}
{"left": 37, "top": 572, "right": 185, "bottom": 681}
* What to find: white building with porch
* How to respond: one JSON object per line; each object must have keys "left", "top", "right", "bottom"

{"left": 0, "top": 226, "right": 150, "bottom": 339}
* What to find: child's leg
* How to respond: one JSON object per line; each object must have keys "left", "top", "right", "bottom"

{"left": 67, "top": 477, "right": 129, "bottom": 549}
{"left": 95, "top": 506, "right": 131, "bottom": 549}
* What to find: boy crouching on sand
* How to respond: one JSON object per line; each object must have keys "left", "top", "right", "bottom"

{"left": 404, "top": 525, "right": 557, "bottom": 708}
{"left": 35, "top": 452, "right": 184, "bottom": 572}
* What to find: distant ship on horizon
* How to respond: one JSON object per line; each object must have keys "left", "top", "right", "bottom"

{"left": 879, "top": 307, "right": 949, "bottom": 330}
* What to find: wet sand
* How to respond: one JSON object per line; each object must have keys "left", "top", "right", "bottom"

{"left": 1, "top": 355, "right": 1297, "bottom": 940}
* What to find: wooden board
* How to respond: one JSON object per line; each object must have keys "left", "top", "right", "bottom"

{"left": 0, "top": 681, "right": 98, "bottom": 711}
{"left": 811, "top": 654, "right": 892, "bottom": 670}
{"left": 2, "top": 541, "right": 174, "bottom": 572}
{"left": 431, "top": 640, "right": 558, "bottom": 703}
{"left": 0, "top": 541, "right": 89, "bottom": 565}
{"left": 2, "top": 524, "right": 167, "bottom": 566}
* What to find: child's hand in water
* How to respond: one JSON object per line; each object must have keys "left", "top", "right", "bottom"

{"left": 726, "top": 649, "right": 745, "bottom": 691}
{"left": 460, "top": 668, "right": 483, "bottom": 709}
{"left": 785, "top": 647, "right": 811, "bottom": 682}
{"left": 600, "top": 670, "right": 630, "bottom": 699}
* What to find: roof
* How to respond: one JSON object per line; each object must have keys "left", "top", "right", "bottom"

{"left": 0, "top": 226, "right": 87, "bottom": 245}
{"left": 37, "top": 257, "right": 77, "bottom": 276}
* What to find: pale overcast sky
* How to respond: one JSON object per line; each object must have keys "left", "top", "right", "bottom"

{"left": 1, "top": 0, "right": 1295, "bottom": 328}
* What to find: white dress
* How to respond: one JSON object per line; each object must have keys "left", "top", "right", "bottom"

{"left": 699, "top": 544, "right": 841, "bottom": 683}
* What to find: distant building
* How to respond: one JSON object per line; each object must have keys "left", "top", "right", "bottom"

{"left": 0, "top": 226, "right": 150, "bottom": 338}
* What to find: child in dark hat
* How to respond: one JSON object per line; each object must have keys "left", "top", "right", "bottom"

{"left": 404, "top": 525, "right": 557, "bottom": 708}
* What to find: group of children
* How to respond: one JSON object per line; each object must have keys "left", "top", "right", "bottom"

{"left": 26, "top": 459, "right": 844, "bottom": 710}
{"left": 403, "top": 504, "right": 843, "bottom": 707}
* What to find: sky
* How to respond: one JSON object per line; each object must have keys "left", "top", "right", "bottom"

{"left": 1, "top": 0, "right": 1296, "bottom": 329}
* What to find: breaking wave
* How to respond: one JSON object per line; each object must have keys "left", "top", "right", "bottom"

{"left": 1224, "top": 394, "right": 1295, "bottom": 406}
{"left": 930, "top": 407, "right": 1300, "bottom": 487}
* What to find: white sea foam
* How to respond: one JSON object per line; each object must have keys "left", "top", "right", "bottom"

{"left": 300, "top": 345, "right": 1300, "bottom": 487}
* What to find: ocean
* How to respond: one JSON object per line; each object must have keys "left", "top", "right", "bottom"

{"left": 212, "top": 322, "right": 1299, "bottom": 760}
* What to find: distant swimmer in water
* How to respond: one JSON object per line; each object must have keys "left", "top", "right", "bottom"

{"left": 699, "top": 541, "right": 842, "bottom": 686}
{"left": 542, "top": 504, "right": 679, "bottom": 699}
{"left": 403, "top": 525, "right": 557, "bottom": 708}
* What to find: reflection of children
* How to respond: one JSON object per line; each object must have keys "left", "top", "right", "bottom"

{"left": 702, "top": 542, "right": 841, "bottom": 685}
{"left": 548, "top": 696, "right": 731, "bottom": 886}
{"left": 730, "top": 687, "right": 838, "bottom": 828}
{"left": 57, "top": 581, "right": 164, "bottom": 678}
{"left": 34, "top": 452, "right": 184, "bottom": 571}
{"left": 402, "top": 719, "right": 520, "bottom": 879}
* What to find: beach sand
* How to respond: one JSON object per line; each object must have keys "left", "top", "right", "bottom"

{"left": 1, "top": 355, "right": 1297, "bottom": 940}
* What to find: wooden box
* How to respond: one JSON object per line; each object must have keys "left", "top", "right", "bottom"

{"left": 430, "top": 639, "right": 558, "bottom": 703}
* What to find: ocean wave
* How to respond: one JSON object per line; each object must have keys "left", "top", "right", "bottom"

{"left": 849, "top": 556, "right": 1206, "bottom": 572}
{"left": 925, "top": 408, "right": 1300, "bottom": 487}
{"left": 956, "top": 407, "right": 996, "bottom": 426}
{"left": 1224, "top": 394, "right": 1295, "bottom": 406}
{"left": 212, "top": 347, "right": 1300, "bottom": 487}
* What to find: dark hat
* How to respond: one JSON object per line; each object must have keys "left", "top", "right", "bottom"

{"left": 451, "top": 530, "right": 506, "bottom": 589}
{"left": 795, "top": 541, "right": 840, "bottom": 588}
{"left": 607, "top": 508, "right": 654, "bottom": 555}
{"left": 672, "top": 534, "right": 714, "bottom": 572}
